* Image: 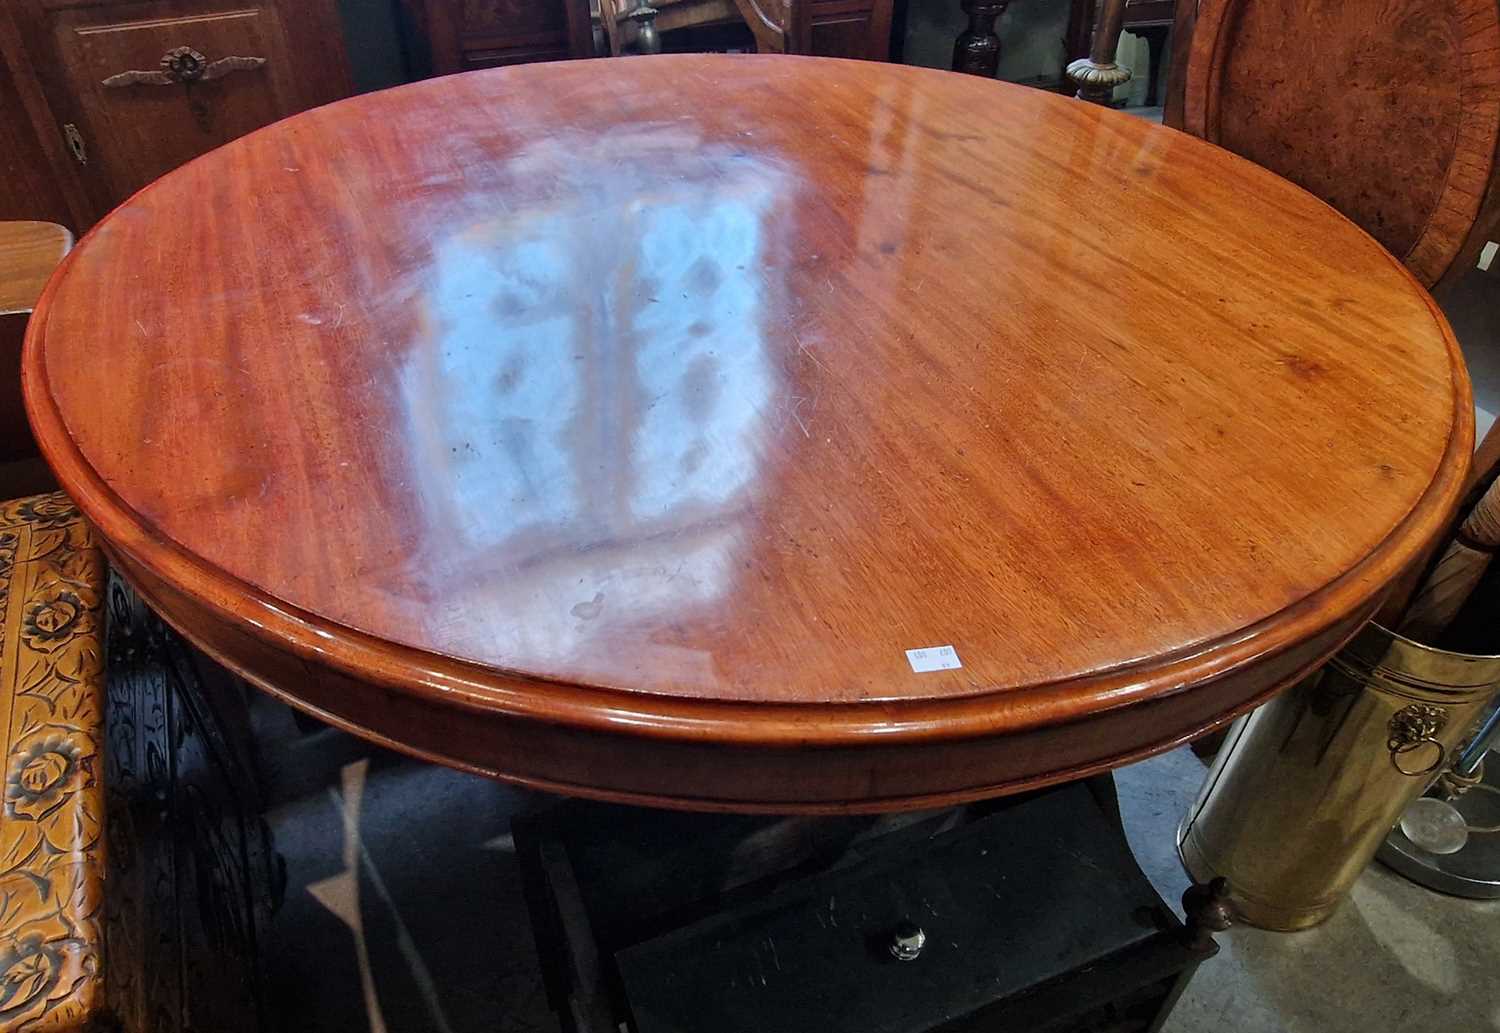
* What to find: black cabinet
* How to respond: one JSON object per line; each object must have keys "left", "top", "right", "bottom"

{"left": 516, "top": 781, "right": 1222, "bottom": 1033}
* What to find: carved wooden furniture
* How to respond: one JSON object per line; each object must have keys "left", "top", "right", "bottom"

{"left": 786, "top": 0, "right": 895, "bottom": 56}
{"left": 0, "top": 493, "right": 106, "bottom": 1032}
{"left": 22, "top": 55, "right": 1472, "bottom": 813}
{"left": 1067, "top": 0, "right": 1131, "bottom": 104}
{"left": 1065, "top": 1, "right": 1175, "bottom": 105}
{"left": 516, "top": 782, "right": 1227, "bottom": 1033}
{"left": 599, "top": 0, "right": 771, "bottom": 56}
{"left": 0, "top": 0, "right": 352, "bottom": 229}
{"left": 102, "top": 568, "right": 281, "bottom": 1033}
{"left": 600, "top": 0, "right": 893, "bottom": 59}
{"left": 952, "top": 1, "right": 1010, "bottom": 76}
{"left": 0, "top": 221, "right": 68, "bottom": 499}
{"left": 0, "top": 223, "right": 69, "bottom": 319}
{"left": 0, "top": 492, "right": 280, "bottom": 1032}
{"left": 1167, "top": 0, "right": 1500, "bottom": 290}
{"left": 416, "top": 0, "right": 594, "bottom": 74}
{"left": 1, "top": 222, "right": 70, "bottom": 472}
{"left": 1160, "top": 0, "right": 1196, "bottom": 125}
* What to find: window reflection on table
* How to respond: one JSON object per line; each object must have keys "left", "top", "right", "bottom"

{"left": 398, "top": 134, "right": 789, "bottom": 683}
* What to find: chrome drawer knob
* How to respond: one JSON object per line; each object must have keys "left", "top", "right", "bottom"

{"left": 889, "top": 919, "right": 926, "bottom": 961}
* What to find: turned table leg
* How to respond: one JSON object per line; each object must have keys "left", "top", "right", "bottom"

{"left": 952, "top": 0, "right": 1011, "bottom": 77}
{"left": 1137, "top": 23, "right": 1170, "bottom": 107}
{"left": 624, "top": 2, "right": 662, "bottom": 54}
{"left": 1066, "top": 0, "right": 1131, "bottom": 105}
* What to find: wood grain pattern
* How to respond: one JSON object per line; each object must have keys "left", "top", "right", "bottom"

{"left": 24, "top": 56, "right": 1473, "bottom": 811}
{"left": 0, "top": 493, "right": 106, "bottom": 1033}
{"left": 2, "top": 223, "right": 71, "bottom": 464}
{"left": 0, "top": 0, "right": 99, "bottom": 234}
{"left": 1173, "top": 0, "right": 1500, "bottom": 288}
{"left": 0, "top": 222, "right": 72, "bottom": 315}
{"left": 0, "top": 12, "right": 87, "bottom": 230}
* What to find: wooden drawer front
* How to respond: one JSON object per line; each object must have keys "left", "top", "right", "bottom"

{"left": 47, "top": 4, "right": 298, "bottom": 201}
{"left": 615, "top": 787, "right": 1175, "bottom": 1033}
{"left": 460, "top": 35, "right": 575, "bottom": 69}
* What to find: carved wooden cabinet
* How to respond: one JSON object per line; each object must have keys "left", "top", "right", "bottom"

{"left": 416, "top": 0, "right": 594, "bottom": 74}
{"left": 414, "top": 0, "right": 892, "bottom": 70}
{"left": 790, "top": 0, "right": 893, "bottom": 58}
{"left": 0, "top": 0, "right": 351, "bottom": 228}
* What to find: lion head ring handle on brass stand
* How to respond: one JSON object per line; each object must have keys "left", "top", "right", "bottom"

{"left": 1388, "top": 703, "right": 1451, "bottom": 777}
{"left": 100, "top": 46, "right": 266, "bottom": 89}
{"left": 1389, "top": 702, "right": 1500, "bottom": 861}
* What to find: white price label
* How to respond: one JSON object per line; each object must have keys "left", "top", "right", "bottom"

{"left": 905, "top": 645, "right": 962, "bottom": 673}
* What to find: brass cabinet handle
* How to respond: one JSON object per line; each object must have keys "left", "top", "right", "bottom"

{"left": 101, "top": 46, "right": 265, "bottom": 88}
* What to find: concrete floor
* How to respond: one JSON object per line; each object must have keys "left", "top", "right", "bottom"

{"left": 1118, "top": 749, "right": 1500, "bottom": 1033}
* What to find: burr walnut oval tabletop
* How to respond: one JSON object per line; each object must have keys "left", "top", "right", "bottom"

{"left": 22, "top": 56, "right": 1472, "bottom": 813}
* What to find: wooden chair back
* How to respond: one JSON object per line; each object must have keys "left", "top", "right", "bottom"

{"left": 1167, "top": 0, "right": 1500, "bottom": 288}
{"left": 600, "top": 0, "right": 790, "bottom": 54}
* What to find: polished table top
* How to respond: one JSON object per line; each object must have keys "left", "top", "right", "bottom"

{"left": 25, "top": 56, "right": 1471, "bottom": 811}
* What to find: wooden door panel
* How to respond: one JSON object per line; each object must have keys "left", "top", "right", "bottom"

{"left": 0, "top": 50, "right": 76, "bottom": 227}
{"left": 48, "top": 5, "right": 297, "bottom": 201}
{"left": 793, "top": 0, "right": 890, "bottom": 60}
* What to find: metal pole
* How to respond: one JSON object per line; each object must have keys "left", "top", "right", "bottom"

{"left": 1456, "top": 700, "right": 1500, "bottom": 777}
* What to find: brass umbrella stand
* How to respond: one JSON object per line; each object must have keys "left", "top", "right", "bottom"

{"left": 1179, "top": 463, "right": 1500, "bottom": 926}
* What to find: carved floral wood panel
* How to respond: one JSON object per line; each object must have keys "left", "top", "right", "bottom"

{"left": 0, "top": 493, "right": 105, "bottom": 1033}
{"left": 0, "top": 494, "right": 276, "bottom": 1033}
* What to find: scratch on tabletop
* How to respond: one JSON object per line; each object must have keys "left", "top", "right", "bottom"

{"left": 793, "top": 329, "right": 829, "bottom": 373}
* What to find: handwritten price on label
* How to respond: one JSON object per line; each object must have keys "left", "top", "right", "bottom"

{"left": 905, "top": 645, "right": 962, "bottom": 673}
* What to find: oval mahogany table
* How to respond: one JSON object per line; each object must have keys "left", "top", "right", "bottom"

{"left": 24, "top": 56, "right": 1472, "bottom": 813}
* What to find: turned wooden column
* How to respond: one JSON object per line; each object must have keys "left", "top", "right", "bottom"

{"left": 1066, "top": 0, "right": 1131, "bottom": 104}
{"left": 952, "top": 0, "right": 1011, "bottom": 77}
{"left": 624, "top": 2, "right": 662, "bottom": 53}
